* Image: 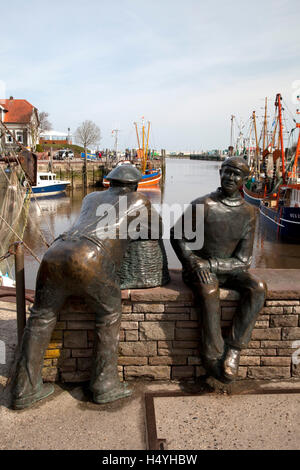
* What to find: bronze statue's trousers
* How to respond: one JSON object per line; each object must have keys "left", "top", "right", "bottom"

{"left": 11, "top": 239, "right": 123, "bottom": 401}
{"left": 192, "top": 271, "right": 266, "bottom": 361}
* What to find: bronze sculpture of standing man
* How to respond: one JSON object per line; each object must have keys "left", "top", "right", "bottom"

{"left": 11, "top": 165, "right": 158, "bottom": 409}
{"left": 171, "top": 157, "right": 266, "bottom": 383}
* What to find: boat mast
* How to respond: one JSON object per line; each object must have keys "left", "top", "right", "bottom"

{"left": 230, "top": 115, "right": 235, "bottom": 155}
{"left": 134, "top": 122, "right": 141, "bottom": 150}
{"left": 263, "top": 97, "right": 268, "bottom": 153}
{"left": 142, "top": 117, "right": 145, "bottom": 165}
{"left": 275, "top": 93, "right": 286, "bottom": 183}
{"left": 252, "top": 111, "right": 259, "bottom": 155}
{"left": 252, "top": 111, "right": 259, "bottom": 177}
{"left": 144, "top": 121, "right": 151, "bottom": 174}
{"left": 247, "top": 118, "right": 253, "bottom": 168}
{"left": 134, "top": 118, "right": 151, "bottom": 174}
{"left": 292, "top": 96, "right": 300, "bottom": 179}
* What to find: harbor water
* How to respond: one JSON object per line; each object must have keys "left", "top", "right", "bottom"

{"left": 23, "top": 158, "right": 300, "bottom": 290}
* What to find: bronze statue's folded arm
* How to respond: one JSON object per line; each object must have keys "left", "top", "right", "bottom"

{"left": 208, "top": 234, "right": 254, "bottom": 275}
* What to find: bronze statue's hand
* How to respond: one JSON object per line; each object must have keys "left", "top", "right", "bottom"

{"left": 189, "top": 258, "right": 210, "bottom": 272}
{"left": 196, "top": 269, "right": 214, "bottom": 284}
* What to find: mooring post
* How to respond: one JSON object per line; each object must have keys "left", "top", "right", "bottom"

{"left": 161, "top": 149, "right": 166, "bottom": 184}
{"left": 14, "top": 242, "right": 26, "bottom": 345}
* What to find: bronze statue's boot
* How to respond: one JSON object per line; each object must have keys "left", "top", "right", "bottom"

{"left": 12, "top": 383, "right": 54, "bottom": 410}
{"left": 202, "top": 357, "right": 222, "bottom": 381}
{"left": 222, "top": 347, "right": 241, "bottom": 382}
{"left": 93, "top": 381, "right": 132, "bottom": 404}
{"left": 90, "top": 316, "right": 133, "bottom": 405}
{"left": 10, "top": 306, "right": 58, "bottom": 410}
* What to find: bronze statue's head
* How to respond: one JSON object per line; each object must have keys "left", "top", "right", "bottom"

{"left": 220, "top": 157, "right": 249, "bottom": 197}
{"left": 106, "top": 165, "right": 142, "bottom": 191}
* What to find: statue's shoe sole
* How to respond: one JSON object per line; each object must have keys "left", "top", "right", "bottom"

{"left": 93, "top": 383, "right": 132, "bottom": 404}
{"left": 12, "top": 383, "right": 55, "bottom": 410}
{"left": 217, "top": 373, "right": 235, "bottom": 384}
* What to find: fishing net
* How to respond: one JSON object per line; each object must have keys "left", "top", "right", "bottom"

{"left": 0, "top": 164, "right": 30, "bottom": 284}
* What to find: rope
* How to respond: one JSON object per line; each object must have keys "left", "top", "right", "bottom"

{"left": 0, "top": 121, "right": 55, "bottom": 244}
{"left": 0, "top": 250, "right": 13, "bottom": 263}
{"left": 0, "top": 214, "right": 41, "bottom": 263}
{"left": 29, "top": 192, "right": 55, "bottom": 242}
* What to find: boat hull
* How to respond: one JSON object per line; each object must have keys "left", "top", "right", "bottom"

{"left": 103, "top": 170, "right": 161, "bottom": 188}
{"left": 31, "top": 182, "right": 70, "bottom": 197}
{"left": 243, "top": 185, "right": 263, "bottom": 207}
{"left": 259, "top": 204, "right": 300, "bottom": 242}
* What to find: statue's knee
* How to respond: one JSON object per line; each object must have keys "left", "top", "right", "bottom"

{"left": 245, "top": 279, "right": 267, "bottom": 302}
{"left": 256, "top": 280, "right": 267, "bottom": 300}
{"left": 196, "top": 281, "right": 219, "bottom": 298}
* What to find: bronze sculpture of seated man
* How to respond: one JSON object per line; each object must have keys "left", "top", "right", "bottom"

{"left": 171, "top": 156, "right": 267, "bottom": 383}
{"left": 11, "top": 165, "right": 163, "bottom": 409}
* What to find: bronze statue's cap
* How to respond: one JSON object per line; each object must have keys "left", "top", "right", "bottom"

{"left": 221, "top": 156, "right": 249, "bottom": 176}
{"left": 106, "top": 164, "right": 142, "bottom": 184}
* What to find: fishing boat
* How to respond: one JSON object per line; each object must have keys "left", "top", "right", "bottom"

{"left": 31, "top": 171, "right": 70, "bottom": 197}
{"left": 259, "top": 184, "right": 300, "bottom": 242}
{"left": 247, "top": 93, "right": 300, "bottom": 242}
{"left": 103, "top": 118, "right": 162, "bottom": 188}
{"left": 243, "top": 100, "right": 274, "bottom": 206}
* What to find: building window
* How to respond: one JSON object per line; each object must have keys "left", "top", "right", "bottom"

{"left": 16, "top": 131, "right": 23, "bottom": 143}
{"left": 5, "top": 133, "right": 13, "bottom": 143}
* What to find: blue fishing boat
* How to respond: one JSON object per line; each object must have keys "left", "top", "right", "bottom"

{"left": 243, "top": 184, "right": 263, "bottom": 207}
{"left": 242, "top": 93, "right": 300, "bottom": 242}
{"left": 259, "top": 187, "right": 300, "bottom": 242}
{"left": 31, "top": 172, "right": 70, "bottom": 197}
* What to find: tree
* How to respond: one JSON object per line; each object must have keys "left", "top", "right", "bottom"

{"left": 38, "top": 111, "right": 52, "bottom": 133}
{"left": 29, "top": 109, "right": 40, "bottom": 151}
{"left": 75, "top": 120, "right": 101, "bottom": 151}
{"left": 75, "top": 120, "right": 101, "bottom": 188}
{"left": 29, "top": 111, "right": 52, "bottom": 151}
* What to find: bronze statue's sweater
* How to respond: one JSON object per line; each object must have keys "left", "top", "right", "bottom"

{"left": 171, "top": 189, "right": 256, "bottom": 277}
{"left": 192, "top": 191, "right": 256, "bottom": 275}
{"left": 59, "top": 188, "right": 157, "bottom": 271}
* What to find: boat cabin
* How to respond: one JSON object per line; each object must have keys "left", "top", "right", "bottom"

{"left": 36, "top": 172, "right": 57, "bottom": 186}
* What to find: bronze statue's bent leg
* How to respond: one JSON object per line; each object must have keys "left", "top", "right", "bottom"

{"left": 85, "top": 281, "right": 132, "bottom": 404}
{"left": 192, "top": 277, "right": 224, "bottom": 362}
{"left": 223, "top": 271, "right": 267, "bottom": 350}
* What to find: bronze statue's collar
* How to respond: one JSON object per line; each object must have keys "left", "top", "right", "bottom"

{"left": 216, "top": 188, "right": 244, "bottom": 207}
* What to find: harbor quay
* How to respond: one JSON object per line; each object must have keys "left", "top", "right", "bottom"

{"left": 36, "top": 158, "right": 163, "bottom": 188}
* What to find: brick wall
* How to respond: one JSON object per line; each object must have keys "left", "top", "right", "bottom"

{"left": 42, "top": 270, "right": 300, "bottom": 383}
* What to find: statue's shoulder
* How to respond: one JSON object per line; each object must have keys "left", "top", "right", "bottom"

{"left": 128, "top": 191, "right": 151, "bottom": 207}
{"left": 190, "top": 191, "right": 218, "bottom": 207}
{"left": 243, "top": 200, "right": 256, "bottom": 220}
{"left": 80, "top": 191, "right": 101, "bottom": 206}
{"left": 82, "top": 191, "right": 101, "bottom": 202}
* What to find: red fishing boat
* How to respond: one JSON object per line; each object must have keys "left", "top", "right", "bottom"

{"left": 244, "top": 93, "right": 300, "bottom": 242}
{"left": 103, "top": 118, "right": 162, "bottom": 188}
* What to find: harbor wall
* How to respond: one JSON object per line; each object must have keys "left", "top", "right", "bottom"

{"left": 41, "top": 269, "right": 300, "bottom": 383}
{"left": 36, "top": 159, "right": 162, "bottom": 188}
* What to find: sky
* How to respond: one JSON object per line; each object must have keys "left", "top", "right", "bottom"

{"left": 0, "top": 0, "right": 299, "bottom": 151}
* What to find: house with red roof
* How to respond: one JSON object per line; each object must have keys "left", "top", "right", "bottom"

{"left": 0, "top": 96, "right": 39, "bottom": 152}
